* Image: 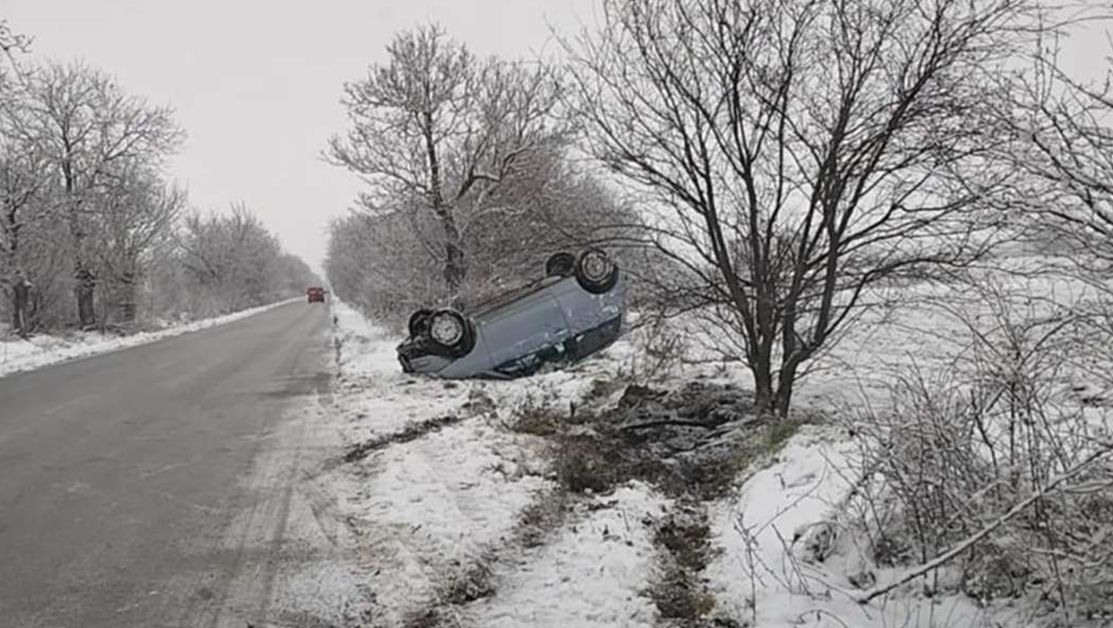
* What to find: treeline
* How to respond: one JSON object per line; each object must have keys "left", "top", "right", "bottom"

{"left": 0, "top": 22, "right": 315, "bottom": 336}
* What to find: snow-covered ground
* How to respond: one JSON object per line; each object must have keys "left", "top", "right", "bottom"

{"left": 316, "top": 277, "right": 1104, "bottom": 627}
{"left": 462, "top": 483, "right": 668, "bottom": 628}
{"left": 319, "top": 300, "right": 683, "bottom": 625}
{"left": 319, "top": 300, "right": 852, "bottom": 626}
{"left": 0, "top": 298, "right": 300, "bottom": 378}
{"left": 704, "top": 427, "right": 1006, "bottom": 628}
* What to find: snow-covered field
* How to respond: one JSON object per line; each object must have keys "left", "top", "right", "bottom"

{"left": 0, "top": 298, "right": 300, "bottom": 378}
{"left": 311, "top": 270, "right": 1110, "bottom": 627}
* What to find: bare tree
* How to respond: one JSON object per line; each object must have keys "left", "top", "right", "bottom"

{"left": 566, "top": 0, "right": 1040, "bottom": 416}
{"left": 327, "top": 24, "right": 564, "bottom": 294}
{"left": 0, "top": 20, "right": 37, "bottom": 335}
{"left": 0, "top": 136, "right": 51, "bottom": 336}
{"left": 10, "top": 62, "right": 182, "bottom": 328}
{"left": 1002, "top": 34, "right": 1113, "bottom": 266}
{"left": 92, "top": 165, "right": 186, "bottom": 326}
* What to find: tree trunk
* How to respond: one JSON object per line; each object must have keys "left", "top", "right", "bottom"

{"left": 421, "top": 112, "right": 467, "bottom": 294}
{"left": 752, "top": 357, "right": 775, "bottom": 416}
{"left": 441, "top": 218, "right": 466, "bottom": 291}
{"left": 115, "top": 268, "right": 138, "bottom": 327}
{"left": 774, "top": 365, "right": 797, "bottom": 419}
{"left": 753, "top": 354, "right": 799, "bottom": 419}
{"left": 63, "top": 159, "right": 98, "bottom": 330}
{"left": 11, "top": 277, "right": 30, "bottom": 339}
{"left": 74, "top": 262, "right": 96, "bottom": 330}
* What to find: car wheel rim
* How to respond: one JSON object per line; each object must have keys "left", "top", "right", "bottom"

{"left": 430, "top": 315, "right": 464, "bottom": 346}
{"left": 582, "top": 252, "right": 611, "bottom": 282}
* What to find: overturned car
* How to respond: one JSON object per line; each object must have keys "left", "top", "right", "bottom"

{"left": 397, "top": 248, "right": 625, "bottom": 379}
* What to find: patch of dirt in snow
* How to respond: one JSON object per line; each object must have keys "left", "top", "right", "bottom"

{"left": 495, "top": 377, "right": 812, "bottom": 627}
{"left": 513, "top": 380, "right": 806, "bottom": 504}
{"left": 649, "top": 502, "right": 725, "bottom": 627}
{"left": 341, "top": 413, "right": 468, "bottom": 464}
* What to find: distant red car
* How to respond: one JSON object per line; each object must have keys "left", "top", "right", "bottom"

{"left": 306, "top": 287, "right": 326, "bottom": 303}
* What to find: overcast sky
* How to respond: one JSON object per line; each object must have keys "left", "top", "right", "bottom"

{"left": 4, "top": 0, "right": 595, "bottom": 273}
{"left": 3, "top": 1, "right": 1107, "bottom": 273}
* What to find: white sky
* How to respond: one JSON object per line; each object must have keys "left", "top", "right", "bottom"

{"left": 2, "top": 1, "right": 1107, "bottom": 273}
{"left": 3, "top": 0, "right": 596, "bottom": 273}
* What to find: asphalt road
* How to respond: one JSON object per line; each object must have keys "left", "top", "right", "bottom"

{"left": 0, "top": 301, "right": 334, "bottom": 628}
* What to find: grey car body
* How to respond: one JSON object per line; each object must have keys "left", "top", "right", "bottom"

{"left": 397, "top": 253, "right": 625, "bottom": 379}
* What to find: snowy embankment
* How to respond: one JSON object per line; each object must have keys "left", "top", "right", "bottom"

{"left": 326, "top": 298, "right": 935, "bottom": 627}
{"left": 0, "top": 297, "right": 299, "bottom": 378}
{"left": 324, "top": 300, "right": 668, "bottom": 626}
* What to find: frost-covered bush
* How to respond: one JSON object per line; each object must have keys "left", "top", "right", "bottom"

{"left": 847, "top": 282, "right": 1113, "bottom": 623}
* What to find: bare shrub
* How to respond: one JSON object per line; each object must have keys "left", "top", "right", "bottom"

{"left": 846, "top": 281, "right": 1113, "bottom": 623}
{"left": 613, "top": 310, "right": 692, "bottom": 387}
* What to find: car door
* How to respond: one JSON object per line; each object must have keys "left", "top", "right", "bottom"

{"left": 478, "top": 285, "right": 571, "bottom": 369}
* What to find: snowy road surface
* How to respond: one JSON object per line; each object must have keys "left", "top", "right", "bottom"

{"left": 0, "top": 301, "right": 334, "bottom": 628}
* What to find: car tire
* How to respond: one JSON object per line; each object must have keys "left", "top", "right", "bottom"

{"left": 574, "top": 248, "right": 619, "bottom": 294}
{"left": 408, "top": 309, "right": 434, "bottom": 337}
{"left": 545, "top": 252, "right": 576, "bottom": 277}
{"left": 428, "top": 309, "right": 475, "bottom": 357}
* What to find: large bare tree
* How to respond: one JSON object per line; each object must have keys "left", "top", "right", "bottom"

{"left": 566, "top": 0, "right": 1040, "bottom": 415}
{"left": 10, "top": 62, "right": 182, "bottom": 328}
{"left": 328, "top": 24, "right": 564, "bottom": 294}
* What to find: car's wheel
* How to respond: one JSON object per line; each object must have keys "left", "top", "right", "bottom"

{"left": 574, "top": 248, "right": 619, "bottom": 293}
{"left": 408, "top": 308, "right": 434, "bottom": 337}
{"left": 545, "top": 252, "right": 576, "bottom": 277}
{"left": 428, "top": 309, "right": 475, "bottom": 357}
